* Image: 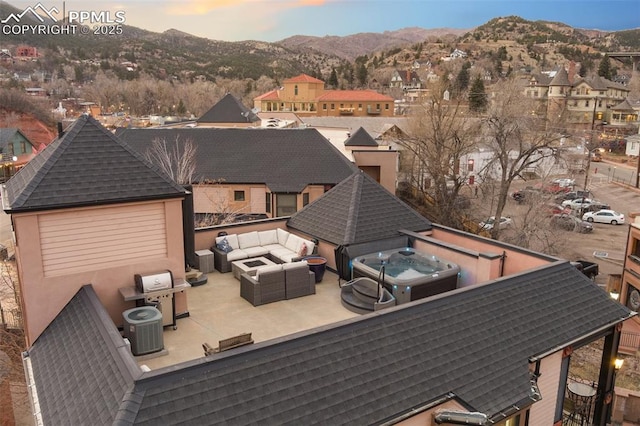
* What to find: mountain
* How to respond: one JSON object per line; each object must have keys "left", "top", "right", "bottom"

{"left": 278, "top": 27, "right": 468, "bottom": 60}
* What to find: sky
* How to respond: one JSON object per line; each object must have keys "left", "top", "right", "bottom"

{"left": 2, "top": 0, "right": 639, "bottom": 42}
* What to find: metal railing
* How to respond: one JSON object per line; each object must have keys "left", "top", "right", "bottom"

{"left": 0, "top": 303, "right": 22, "bottom": 330}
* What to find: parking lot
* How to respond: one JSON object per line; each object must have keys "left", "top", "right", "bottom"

{"left": 478, "top": 167, "right": 640, "bottom": 288}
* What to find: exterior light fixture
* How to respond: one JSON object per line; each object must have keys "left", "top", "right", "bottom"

{"left": 609, "top": 290, "right": 620, "bottom": 300}
{"left": 614, "top": 358, "right": 624, "bottom": 371}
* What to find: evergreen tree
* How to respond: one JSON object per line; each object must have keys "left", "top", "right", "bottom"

{"left": 598, "top": 54, "right": 612, "bottom": 80}
{"left": 468, "top": 75, "right": 487, "bottom": 113}
{"left": 357, "top": 63, "right": 368, "bottom": 87}
{"left": 328, "top": 68, "right": 339, "bottom": 88}
{"left": 454, "top": 61, "right": 471, "bottom": 96}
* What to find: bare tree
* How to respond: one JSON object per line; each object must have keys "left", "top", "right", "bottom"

{"left": 399, "top": 81, "right": 479, "bottom": 227}
{"left": 144, "top": 136, "right": 197, "bottom": 185}
{"left": 193, "top": 182, "right": 248, "bottom": 228}
{"left": 477, "top": 78, "right": 563, "bottom": 239}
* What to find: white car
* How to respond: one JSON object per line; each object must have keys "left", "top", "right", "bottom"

{"left": 561, "top": 198, "right": 594, "bottom": 209}
{"left": 582, "top": 210, "right": 625, "bottom": 225}
{"left": 479, "top": 216, "right": 513, "bottom": 231}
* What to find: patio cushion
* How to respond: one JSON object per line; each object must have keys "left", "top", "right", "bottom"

{"left": 300, "top": 240, "right": 314, "bottom": 256}
{"left": 285, "top": 234, "right": 302, "bottom": 252}
{"left": 217, "top": 234, "right": 239, "bottom": 250}
{"left": 255, "top": 264, "right": 282, "bottom": 280}
{"left": 258, "top": 230, "right": 278, "bottom": 246}
{"left": 238, "top": 231, "right": 260, "bottom": 249}
{"left": 283, "top": 260, "right": 308, "bottom": 270}
{"left": 226, "top": 249, "right": 249, "bottom": 261}
{"left": 244, "top": 246, "right": 269, "bottom": 257}
{"left": 277, "top": 228, "right": 290, "bottom": 246}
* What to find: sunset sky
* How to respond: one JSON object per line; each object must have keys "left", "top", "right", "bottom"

{"left": 2, "top": 0, "right": 639, "bottom": 41}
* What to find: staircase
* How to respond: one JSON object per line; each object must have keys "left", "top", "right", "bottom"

{"left": 340, "top": 277, "right": 396, "bottom": 314}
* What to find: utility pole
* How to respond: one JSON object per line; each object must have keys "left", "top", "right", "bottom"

{"left": 584, "top": 97, "right": 598, "bottom": 191}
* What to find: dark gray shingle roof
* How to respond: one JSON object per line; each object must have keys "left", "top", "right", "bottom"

{"left": 344, "top": 127, "right": 378, "bottom": 147}
{"left": 27, "top": 263, "right": 633, "bottom": 425}
{"left": 287, "top": 171, "right": 432, "bottom": 245}
{"left": 28, "top": 286, "right": 141, "bottom": 425}
{"left": 549, "top": 67, "right": 571, "bottom": 86}
{"left": 3, "top": 115, "right": 186, "bottom": 212}
{"left": 196, "top": 93, "right": 260, "bottom": 124}
{"left": 116, "top": 128, "right": 358, "bottom": 193}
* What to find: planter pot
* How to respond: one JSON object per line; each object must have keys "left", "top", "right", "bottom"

{"left": 304, "top": 256, "right": 327, "bottom": 283}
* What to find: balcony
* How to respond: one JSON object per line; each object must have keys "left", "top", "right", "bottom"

{"left": 367, "top": 107, "right": 381, "bottom": 115}
{"left": 339, "top": 108, "right": 354, "bottom": 115}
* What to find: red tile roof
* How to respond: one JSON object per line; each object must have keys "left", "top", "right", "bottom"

{"left": 317, "top": 90, "right": 394, "bottom": 102}
{"left": 254, "top": 89, "right": 280, "bottom": 101}
{"left": 284, "top": 74, "right": 325, "bottom": 84}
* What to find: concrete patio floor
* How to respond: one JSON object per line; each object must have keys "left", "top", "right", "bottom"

{"left": 137, "top": 268, "right": 360, "bottom": 370}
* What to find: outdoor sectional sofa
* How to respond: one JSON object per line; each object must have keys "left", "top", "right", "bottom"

{"left": 212, "top": 229, "right": 316, "bottom": 273}
{"left": 240, "top": 260, "right": 316, "bottom": 306}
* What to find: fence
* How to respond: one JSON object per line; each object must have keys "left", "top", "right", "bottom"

{"left": 0, "top": 303, "right": 22, "bottom": 330}
{"left": 620, "top": 331, "right": 640, "bottom": 355}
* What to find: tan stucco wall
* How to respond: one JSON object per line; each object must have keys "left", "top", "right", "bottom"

{"left": 14, "top": 199, "right": 186, "bottom": 345}
{"left": 430, "top": 227, "right": 554, "bottom": 278}
{"left": 529, "top": 351, "right": 563, "bottom": 425}
{"left": 352, "top": 150, "right": 398, "bottom": 193}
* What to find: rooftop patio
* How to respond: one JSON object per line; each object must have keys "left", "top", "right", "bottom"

{"left": 137, "top": 268, "right": 359, "bottom": 370}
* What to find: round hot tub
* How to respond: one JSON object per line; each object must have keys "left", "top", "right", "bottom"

{"left": 351, "top": 247, "right": 460, "bottom": 304}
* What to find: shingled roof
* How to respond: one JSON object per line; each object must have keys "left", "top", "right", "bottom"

{"left": 2, "top": 115, "right": 186, "bottom": 213}
{"left": 287, "top": 171, "right": 432, "bottom": 245}
{"left": 344, "top": 127, "right": 378, "bottom": 147}
{"left": 25, "top": 262, "right": 634, "bottom": 425}
{"left": 549, "top": 67, "right": 571, "bottom": 86}
{"left": 196, "top": 93, "right": 260, "bottom": 124}
{"left": 116, "top": 128, "right": 358, "bottom": 193}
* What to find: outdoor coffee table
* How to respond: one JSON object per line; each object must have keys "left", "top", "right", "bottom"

{"left": 231, "top": 256, "right": 276, "bottom": 280}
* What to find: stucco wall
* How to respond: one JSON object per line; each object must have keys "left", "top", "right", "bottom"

{"left": 351, "top": 150, "right": 398, "bottom": 194}
{"left": 14, "top": 199, "right": 185, "bottom": 345}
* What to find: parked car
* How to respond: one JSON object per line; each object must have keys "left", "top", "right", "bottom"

{"left": 584, "top": 201, "right": 611, "bottom": 213}
{"left": 554, "top": 190, "right": 591, "bottom": 203}
{"left": 590, "top": 151, "right": 602, "bottom": 162}
{"left": 535, "top": 182, "right": 570, "bottom": 194}
{"left": 561, "top": 198, "right": 595, "bottom": 210}
{"left": 582, "top": 210, "right": 625, "bottom": 225}
{"left": 479, "top": 216, "right": 513, "bottom": 231}
{"left": 552, "top": 178, "right": 575, "bottom": 188}
{"left": 542, "top": 203, "right": 569, "bottom": 217}
{"left": 511, "top": 187, "right": 541, "bottom": 204}
{"left": 550, "top": 214, "right": 593, "bottom": 233}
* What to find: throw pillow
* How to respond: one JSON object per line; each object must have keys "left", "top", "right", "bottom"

{"left": 297, "top": 242, "right": 308, "bottom": 257}
{"left": 217, "top": 237, "right": 233, "bottom": 253}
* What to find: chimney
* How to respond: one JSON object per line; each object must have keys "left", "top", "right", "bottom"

{"left": 568, "top": 61, "right": 576, "bottom": 85}
{"left": 57, "top": 122, "right": 64, "bottom": 138}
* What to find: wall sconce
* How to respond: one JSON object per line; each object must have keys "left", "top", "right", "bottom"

{"left": 609, "top": 290, "right": 620, "bottom": 300}
{"left": 614, "top": 358, "right": 624, "bottom": 371}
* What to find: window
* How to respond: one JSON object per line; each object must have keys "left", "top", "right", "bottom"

{"left": 340, "top": 103, "right": 344, "bottom": 108}
{"left": 266, "top": 192, "right": 271, "bottom": 213}
{"left": 7, "top": 144, "right": 14, "bottom": 156}
{"left": 20, "top": 141, "right": 26, "bottom": 154}
{"left": 322, "top": 103, "right": 327, "bottom": 110}
{"left": 276, "top": 193, "right": 297, "bottom": 217}
{"left": 294, "top": 85, "right": 298, "bottom": 96}
{"left": 376, "top": 103, "right": 380, "bottom": 110}
{"left": 385, "top": 103, "right": 389, "bottom": 110}
{"left": 585, "top": 100, "right": 590, "bottom": 108}
{"left": 358, "top": 104, "right": 362, "bottom": 110}
{"left": 467, "top": 159, "right": 474, "bottom": 172}
{"left": 234, "top": 190, "right": 245, "bottom": 201}
{"left": 330, "top": 104, "right": 335, "bottom": 110}
{"left": 303, "top": 192, "right": 309, "bottom": 206}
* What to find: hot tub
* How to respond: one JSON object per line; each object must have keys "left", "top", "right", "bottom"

{"left": 351, "top": 247, "right": 460, "bottom": 304}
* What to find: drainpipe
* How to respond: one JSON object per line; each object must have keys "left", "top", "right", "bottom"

{"left": 500, "top": 250, "right": 506, "bottom": 277}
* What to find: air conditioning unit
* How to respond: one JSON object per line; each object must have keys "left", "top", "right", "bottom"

{"left": 123, "top": 307, "right": 164, "bottom": 356}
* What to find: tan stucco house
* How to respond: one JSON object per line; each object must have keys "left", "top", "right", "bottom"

{"left": 254, "top": 73, "right": 395, "bottom": 117}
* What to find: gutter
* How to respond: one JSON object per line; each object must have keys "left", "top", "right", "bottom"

{"left": 22, "top": 351, "right": 44, "bottom": 426}
{"left": 529, "top": 312, "right": 637, "bottom": 362}
{"left": 378, "top": 392, "right": 456, "bottom": 425}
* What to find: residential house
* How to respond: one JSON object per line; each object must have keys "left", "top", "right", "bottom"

{"left": 195, "top": 93, "right": 261, "bottom": 128}
{"left": 0, "top": 48, "right": 12, "bottom": 62}
{"left": 389, "top": 69, "right": 423, "bottom": 91}
{"left": 0, "top": 128, "right": 37, "bottom": 180}
{"left": 1, "top": 115, "right": 189, "bottom": 345}
{"left": 116, "top": 127, "right": 358, "bottom": 219}
{"left": 625, "top": 128, "right": 640, "bottom": 157}
{"left": 17, "top": 167, "right": 635, "bottom": 425}
{"left": 523, "top": 66, "right": 635, "bottom": 135}
{"left": 253, "top": 73, "right": 395, "bottom": 117}
{"left": 343, "top": 127, "right": 398, "bottom": 191}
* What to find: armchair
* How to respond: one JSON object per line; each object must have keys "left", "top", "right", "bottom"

{"left": 240, "top": 265, "right": 286, "bottom": 306}
{"left": 283, "top": 261, "right": 315, "bottom": 299}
